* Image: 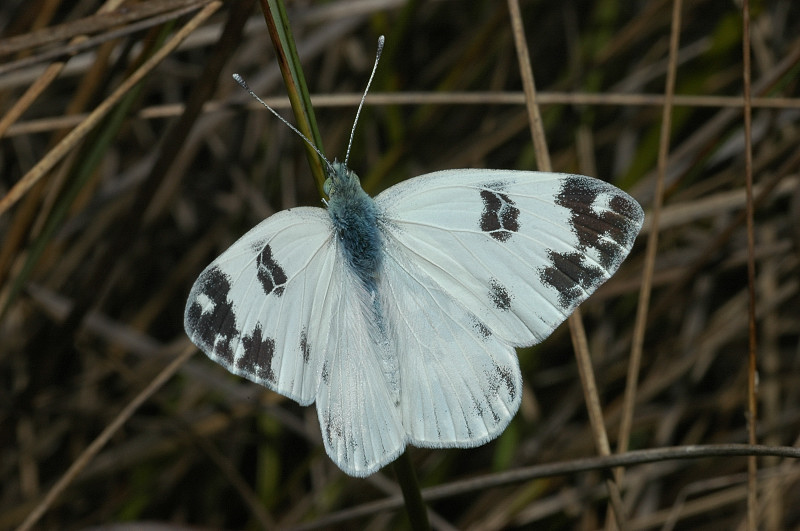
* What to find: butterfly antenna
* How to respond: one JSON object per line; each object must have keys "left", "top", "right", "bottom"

{"left": 232, "top": 73, "right": 335, "bottom": 174}
{"left": 344, "top": 35, "right": 385, "bottom": 167}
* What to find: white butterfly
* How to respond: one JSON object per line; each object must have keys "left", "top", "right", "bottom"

{"left": 184, "top": 38, "right": 644, "bottom": 477}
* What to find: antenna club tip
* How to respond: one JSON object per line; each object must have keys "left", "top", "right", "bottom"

{"left": 232, "top": 73, "right": 248, "bottom": 89}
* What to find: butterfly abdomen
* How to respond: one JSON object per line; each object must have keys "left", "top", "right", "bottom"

{"left": 325, "top": 162, "right": 402, "bottom": 404}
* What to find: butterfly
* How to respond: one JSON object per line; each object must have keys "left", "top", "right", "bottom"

{"left": 184, "top": 37, "right": 644, "bottom": 477}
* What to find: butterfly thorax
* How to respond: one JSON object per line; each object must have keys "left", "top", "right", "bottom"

{"left": 325, "top": 161, "right": 383, "bottom": 292}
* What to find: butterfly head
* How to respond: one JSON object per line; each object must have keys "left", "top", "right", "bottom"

{"left": 323, "top": 160, "right": 364, "bottom": 200}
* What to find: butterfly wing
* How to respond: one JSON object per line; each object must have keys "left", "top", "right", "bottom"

{"left": 377, "top": 252, "right": 522, "bottom": 446}
{"left": 375, "top": 169, "right": 642, "bottom": 445}
{"left": 376, "top": 169, "right": 644, "bottom": 347}
{"left": 184, "top": 207, "right": 337, "bottom": 405}
{"left": 314, "top": 263, "right": 406, "bottom": 477}
{"left": 185, "top": 206, "right": 405, "bottom": 476}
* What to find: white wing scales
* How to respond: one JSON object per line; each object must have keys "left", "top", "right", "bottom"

{"left": 185, "top": 207, "right": 336, "bottom": 405}
{"left": 315, "top": 265, "right": 404, "bottom": 476}
{"left": 185, "top": 207, "right": 404, "bottom": 477}
{"left": 379, "top": 251, "right": 522, "bottom": 446}
{"left": 186, "top": 168, "right": 643, "bottom": 477}
{"left": 376, "top": 169, "right": 644, "bottom": 347}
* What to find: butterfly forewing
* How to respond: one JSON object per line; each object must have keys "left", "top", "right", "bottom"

{"left": 375, "top": 169, "right": 644, "bottom": 347}
{"left": 184, "top": 207, "right": 336, "bottom": 405}
{"left": 185, "top": 206, "right": 406, "bottom": 476}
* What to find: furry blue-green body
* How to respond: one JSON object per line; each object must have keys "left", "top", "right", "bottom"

{"left": 325, "top": 161, "right": 383, "bottom": 293}
{"left": 325, "top": 161, "right": 399, "bottom": 401}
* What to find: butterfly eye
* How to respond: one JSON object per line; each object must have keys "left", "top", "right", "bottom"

{"left": 323, "top": 178, "right": 334, "bottom": 197}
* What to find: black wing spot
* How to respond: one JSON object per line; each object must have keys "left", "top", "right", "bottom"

{"left": 321, "top": 360, "right": 330, "bottom": 385}
{"left": 470, "top": 315, "right": 492, "bottom": 340}
{"left": 186, "top": 267, "right": 238, "bottom": 364}
{"left": 300, "top": 330, "right": 311, "bottom": 363}
{"left": 479, "top": 184, "right": 520, "bottom": 242}
{"left": 556, "top": 177, "right": 643, "bottom": 266}
{"left": 239, "top": 324, "right": 276, "bottom": 382}
{"left": 486, "top": 362, "right": 517, "bottom": 399}
{"left": 540, "top": 250, "right": 605, "bottom": 310}
{"left": 609, "top": 193, "right": 642, "bottom": 226}
{"left": 495, "top": 363, "right": 517, "bottom": 401}
{"left": 482, "top": 363, "right": 517, "bottom": 425}
{"left": 541, "top": 176, "right": 641, "bottom": 309}
{"left": 256, "top": 244, "right": 288, "bottom": 296}
{"left": 489, "top": 278, "right": 512, "bottom": 311}
{"left": 472, "top": 397, "right": 485, "bottom": 417}
{"left": 323, "top": 412, "right": 343, "bottom": 448}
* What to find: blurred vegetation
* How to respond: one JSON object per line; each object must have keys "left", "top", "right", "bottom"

{"left": 1, "top": 0, "right": 799, "bottom": 529}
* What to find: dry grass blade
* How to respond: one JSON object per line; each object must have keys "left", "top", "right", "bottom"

{"left": 508, "top": 0, "right": 627, "bottom": 527}
{"left": 0, "top": 3, "right": 212, "bottom": 78}
{"left": 16, "top": 344, "right": 197, "bottom": 531}
{"left": 616, "top": 0, "right": 683, "bottom": 501}
{"left": 741, "top": 1, "right": 759, "bottom": 529}
{"left": 0, "top": 0, "right": 208, "bottom": 57}
{"left": 0, "top": 0, "right": 132, "bottom": 138}
{"left": 7, "top": 91, "right": 800, "bottom": 139}
{"left": 2, "top": 1, "right": 799, "bottom": 529}
{"left": 0, "top": 1, "right": 222, "bottom": 215}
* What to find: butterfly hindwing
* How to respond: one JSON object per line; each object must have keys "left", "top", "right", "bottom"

{"left": 314, "top": 262, "right": 405, "bottom": 477}
{"left": 184, "top": 207, "right": 337, "bottom": 405}
{"left": 379, "top": 250, "right": 522, "bottom": 446}
{"left": 375, "top": 169, "right": 644, "bottom": 348}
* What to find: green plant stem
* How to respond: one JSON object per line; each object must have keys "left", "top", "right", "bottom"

{"left": 254, "top": 7, "right": 429, "bottom": 526}
{"left": 392, "top": 450, "right": 431, "bottom": 530}
{"left": 258, "top": 0, "right": 327, "bottom": 194}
